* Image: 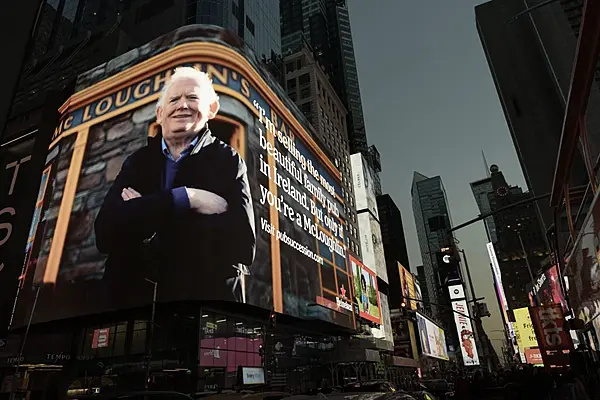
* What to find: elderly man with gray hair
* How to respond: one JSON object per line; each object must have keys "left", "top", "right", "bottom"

{"left": 95, "top": 67, "right": 256, "bottom": 303}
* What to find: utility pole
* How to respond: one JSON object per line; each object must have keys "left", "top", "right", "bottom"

{"left": 144, "top": 278, "right": 158, "bottom": 390}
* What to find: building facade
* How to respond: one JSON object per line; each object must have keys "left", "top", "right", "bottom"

{"left": 283, "top": 38, "right": 361, "bottom": 256}
{"left": 280, "top": 0, "right": 381, "bottom": 188}
{"left": 377, "top": 194, "right": 411, "bottom": 309}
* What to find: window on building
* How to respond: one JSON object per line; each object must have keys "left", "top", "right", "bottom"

{"left": 286, "top": 78, "right": 296, "bottom": 89}
{"left": 300, "top": 86, "right": 311, "bottom": 99}
{"left": 299, "top": 73, "right": 310, "bottom": 86}
{"left": 300, "top": 102, "right": 312, "bottom": 115}
{"left": 232, "top": 1, "right": 239, "bottom": 17}
{"left": 130, "top": 320, "right": 148, "bottom": 354}
{"left": 246, "top": 15, "right": 255, "bottom": 35}
{"left": 286, "top": 62, "right": 295, "bottom": 73}
{"left": 289, "top": 91, "right": 297, "bottom": 101}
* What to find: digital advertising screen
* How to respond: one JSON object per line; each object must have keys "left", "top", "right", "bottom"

{"left": 513, "top": 307, "right": 538, "bottom": 350}
{"left": 350, "top": 255, "right": 381, "bottom": 324}
{"left": 11, "top": 31, "right": 353, "bottom": 329}
{"left": 398, "top": 263, "right": 417, "bottom": 310}
{"left": 415, "top": 312, "right": 449, "bottom": 361}
{"left": 528, "top": 265, "right": 568, "bottom": 312}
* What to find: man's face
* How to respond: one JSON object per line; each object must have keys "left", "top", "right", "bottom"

{"left": 156, "top": 77, "right": 218, "bottom": 140}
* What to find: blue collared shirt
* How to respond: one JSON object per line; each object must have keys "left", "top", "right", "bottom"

{"left": 162, "top": 136, "right": 199, "bottom": 211}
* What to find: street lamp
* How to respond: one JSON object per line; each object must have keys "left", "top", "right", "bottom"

{"left": 144, "top": 278, "right": 158, "bottom": 390}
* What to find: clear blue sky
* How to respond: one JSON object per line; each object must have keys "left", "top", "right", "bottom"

{"left": 348, "top": 0, "right": 529, "bottom": 356}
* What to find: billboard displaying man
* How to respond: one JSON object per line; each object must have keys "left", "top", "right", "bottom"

{"left": 11, "top": 30, "right": 352, "bottom": 329}
{"left": 95, "top": 67, "right": 255, "bottom": 302}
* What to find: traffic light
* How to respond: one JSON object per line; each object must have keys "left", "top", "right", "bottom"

{"left": 268, "top": 311, "right": 277, "bottom": 329}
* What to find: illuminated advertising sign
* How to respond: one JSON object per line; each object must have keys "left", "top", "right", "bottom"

{"left": 91, "top": 328, "right": 110, "bottom": 349}
{"left": 528, "top": 265, "right": 568, "bottom": 312}
{"left": 529, "top": 304, "right": 573, "bottom": 367}
{"left": 487, "top": 242, "right": 512, "bottom": 338}
{"left": 448, "top": 284, "right": 465, "bottom": 301}
{"left": 398, "top": 263, "right": 417, "bottom": 310}
{"left": 350, "top": 255, "right": 381, "bottom": 324}
{"left": 513, "top": 307, "right": 539, "bottom": 350}
{"left": 449, "top": 283, "right": 480, "bottom": 366}
{"left": 564, "top": 186, "right": 600, "bottom": 325}
{"left": 524, "top": 348, "right": 543, "bottom": 365}
{"left": 415, "top": 312, "right": 449, "bottom": 361}
{"left": 11, "top": 32, "right": 353, "bottom": 329}
{"left": 0, "top": 137, "right": 37, "bottom": 331}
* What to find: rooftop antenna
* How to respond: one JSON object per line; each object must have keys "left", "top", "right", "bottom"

{"left": 482, "top": 150, "right": 491, "bottom": 177}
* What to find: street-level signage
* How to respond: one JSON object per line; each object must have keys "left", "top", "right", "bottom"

{"left": 336, "top": 297, "right": 353, "bottom": 311}
{"left": 92, "top": 328, "right": 110, "bottom": 349}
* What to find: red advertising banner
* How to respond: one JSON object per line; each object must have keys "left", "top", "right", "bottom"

{"left": 529, "top": 304, "right": 572, "bottom": 367}
{"left": 91, "top": 328, "right": 110, "bottom": 349}
{"left": 524, "top": 348, "right": 543, "bottom": 365}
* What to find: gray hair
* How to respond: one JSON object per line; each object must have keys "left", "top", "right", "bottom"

{"left": 155, "top": 67, "right": 219, "bottom": 114}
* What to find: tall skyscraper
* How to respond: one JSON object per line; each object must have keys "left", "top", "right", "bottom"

{"left": 471, "top": 176, "right": 498, "bottom": 243}
{"left": 471, "top": 165, "right": 550, "bottom": 310}
{"left": 377, "top": 194, "right": 410, "bottom": 309}
{"left": 411, "top": 172, "right": 454, "bottom": 320}
{"left": 475, "top": 0, "right": 599, "bottom": 230}
{"left": 280, "top": 0, "right": 376, "bottom": 166}
{"left": 283, "top": 40, "right": 361, "bottom": 256}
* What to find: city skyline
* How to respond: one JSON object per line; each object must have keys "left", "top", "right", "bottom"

{"left": 348, "top": 0, "right": 529, "bottom": 354}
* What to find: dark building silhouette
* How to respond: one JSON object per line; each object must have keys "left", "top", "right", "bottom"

{"left": 475, "top": 0, "right": 599, "bottom": 233}
{"left": 474, "top": 165, "right": 550, "bottom": 310}
{"left": 377, "top": 194, "right": 410, "bottom": 309}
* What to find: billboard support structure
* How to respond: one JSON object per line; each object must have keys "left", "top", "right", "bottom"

{"left": 10, "top": 286, "right": 40, "bottom": 400}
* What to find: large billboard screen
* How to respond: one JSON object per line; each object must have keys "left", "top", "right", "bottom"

{"left": 350, "top": 153, "right": 378, "bottom": 219}
{"left": 11, "top": 34, "right": 353, "bottom": 329}
{"left": 357, "top": 212, "right": 388, "bottom": 283}
{"left": 415, "top": 312, "right": 449, "bottom": 361}
{"left": 350, "top": 255, "right": 381, "bottom": 324}
{"left": 529, "top": 304, "right": 572, "bottom": 367}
